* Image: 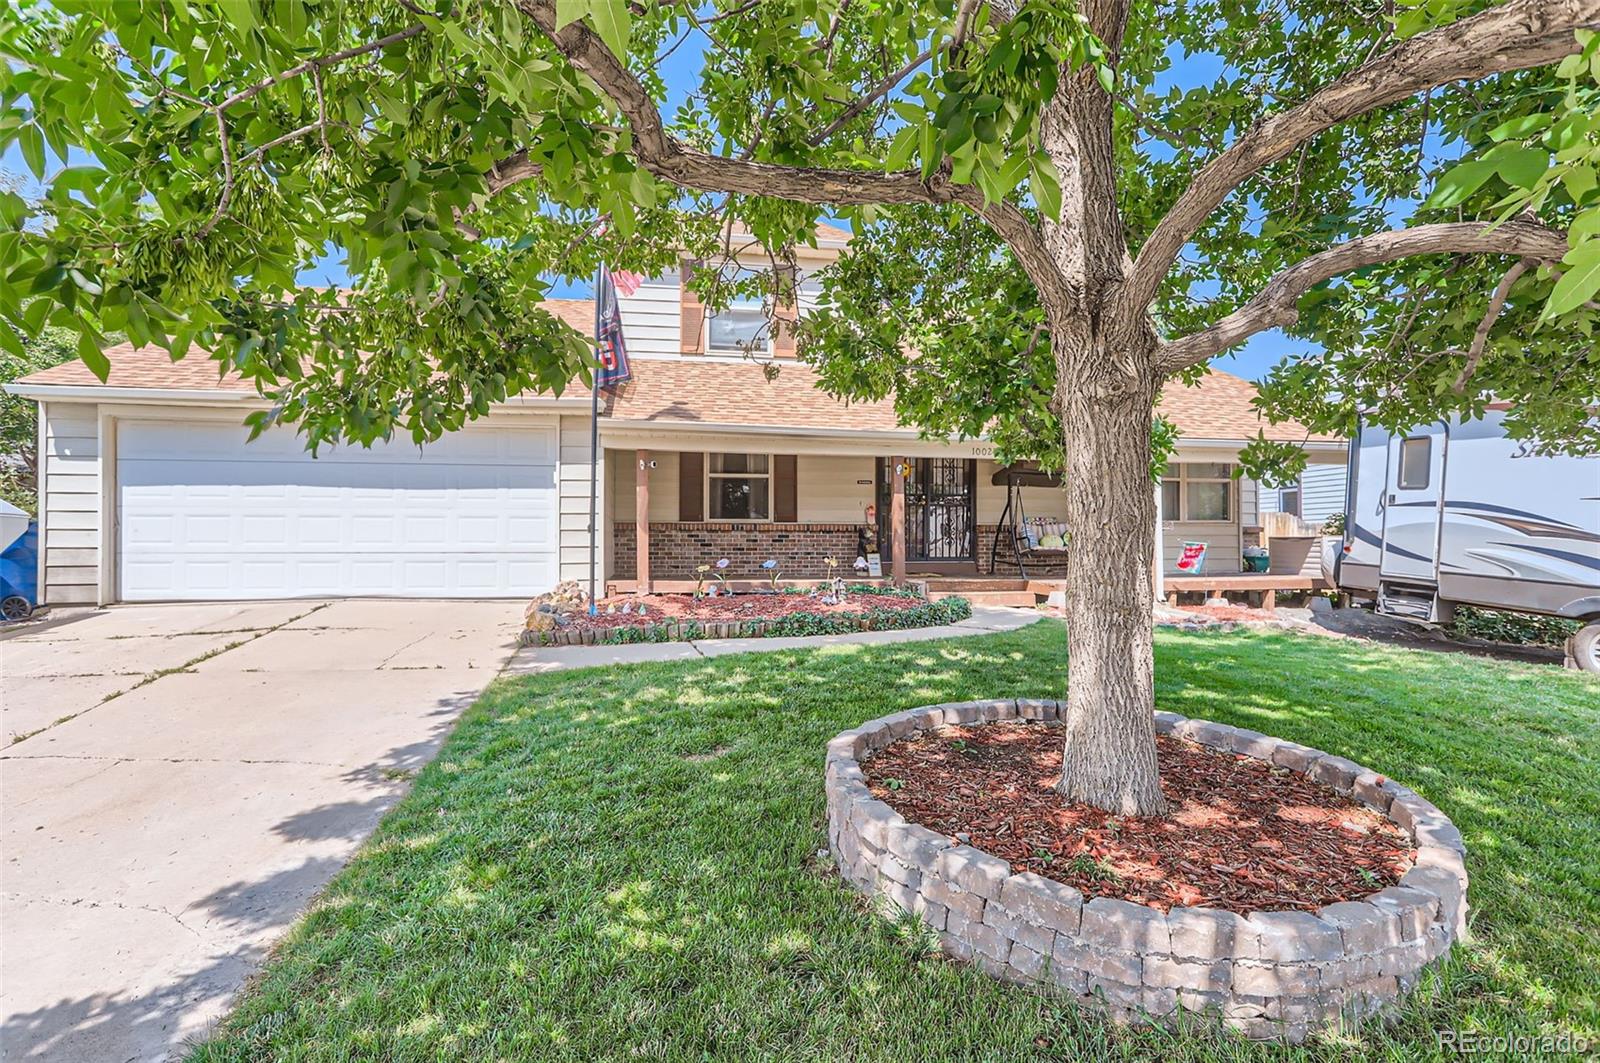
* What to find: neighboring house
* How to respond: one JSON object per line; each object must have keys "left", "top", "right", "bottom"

{"left": 5, "top": 230, "right": 1343, "bottom": 605}
{"left": 1259, "top": 462, "right": 1348, "bottom": 529}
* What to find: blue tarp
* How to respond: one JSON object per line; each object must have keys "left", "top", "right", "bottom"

{"left": 1, "top": 519, "right": 38, "bottom": 617}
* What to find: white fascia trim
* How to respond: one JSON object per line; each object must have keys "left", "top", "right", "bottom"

{"left": 1177, "top": 436, "right": 1347, "bottom": 451}
{"left": 3, "top": 382, "right": 593, "bottom": 412}
{"left": 599, "top": 417, "right": 934, "bottom": 444}
{"left": 3, "top": 384, "right": 252, "bottom": 402}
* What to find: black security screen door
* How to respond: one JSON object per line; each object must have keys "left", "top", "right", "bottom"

{"left": 877, "top": 458, "right": 976, "bottom": 562}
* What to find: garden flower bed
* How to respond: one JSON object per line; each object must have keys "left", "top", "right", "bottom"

{"left": 826, "top": 702, "right": 1468, "bottom": 1042}
{"left": 521, "top": 587, "right": 973, "bottom": 646}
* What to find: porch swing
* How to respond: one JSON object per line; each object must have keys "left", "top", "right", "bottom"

{"left": 988, "top": 463, "right": 1068, "bottom": 578}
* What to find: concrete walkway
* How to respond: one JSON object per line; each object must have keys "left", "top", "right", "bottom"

{"left": 0, "top": 599, "right": 523, "bottom": 1063}
{"left": 1, "top": 599, "right": 1039, "bottom": 1061}
{"left": 504, "top": 604, "right": 1044, "bottom": 675}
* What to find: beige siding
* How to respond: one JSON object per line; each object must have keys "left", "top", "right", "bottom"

{"left": 795, "top": 455, "right": 873, "bottom": 521}
{"left": 617, "top": 279, "right": 681, "bottom": 358}
{"left": 1162, "top": 521, "right": 1242, "bottom": 574}
{"left": 974, "top": 460, "right": 1068, "bottom": 525}
{"left": 557, "top": 415, "right": 605, "bottom": 583}
{"left": 609, "top": 448, "right": 682, "bottom": 522}
{"left": 40, "top": 402, "right": 101, "bottom": 604}
{"left": 1240, "top": 476, "right": 1260, "bottom": 526}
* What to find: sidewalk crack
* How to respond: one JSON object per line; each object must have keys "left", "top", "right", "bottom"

{"left": 5, "top": 602, "right": 331, "bottom": 747}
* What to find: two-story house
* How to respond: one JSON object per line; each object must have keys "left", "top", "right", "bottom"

{"left": 6, "top": 226, "right": 1344, "bottom": 606}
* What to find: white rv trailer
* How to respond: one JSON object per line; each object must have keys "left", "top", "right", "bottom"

{"left": 1327, "top": 408, "right": 1600, "bottom": 672}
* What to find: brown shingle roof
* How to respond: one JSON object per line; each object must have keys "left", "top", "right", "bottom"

{"left": 1156, "top": 368, "right": 1338, "bottom": 443}
{"left": 12, "top": 299, "right": 1332, "bottom": 444}
{"left": 18, "top": 341, "right": 258, "bottom": 392}
{"left": 14, "top": 299, "right": 599, "bottom": 393}
{"left": 600, "top": 359, "right": 901, "bottom": 432}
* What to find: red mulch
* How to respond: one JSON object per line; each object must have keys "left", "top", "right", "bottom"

{"left": 569, "top": 590, "right": 924, "bottom": 630}
{"left": 1177, "top": 604, "right": 1284, "bottom": 623}
{"left": 865, "top": 722, "right": 1414, "bottom": 914}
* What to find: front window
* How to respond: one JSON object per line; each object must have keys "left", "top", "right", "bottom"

{"left": 1280, "top": 484, "right": 1302, "bottom": 518}
{"left": 708, "top": 453, "right": 770, "bottom": 520}
{"left": 1161, "top": 462, "right": 1233, "bottom": 522}
{"left": 706, "top": 267, "right": 770, "bottom": 354}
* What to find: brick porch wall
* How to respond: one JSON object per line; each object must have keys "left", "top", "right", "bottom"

{"left": 976, "top": 524, "right": 1069, "bottom": 577}
{"left": 614, "top": 522, "right": 872, "bottom": 580}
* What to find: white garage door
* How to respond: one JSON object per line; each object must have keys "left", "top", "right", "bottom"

{"left": 117, "top": 419, "right": 559, "bottom": 601}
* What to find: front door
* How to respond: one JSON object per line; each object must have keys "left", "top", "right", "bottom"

{"left": 1379, "top": 427, "right": 1446, "bottom": 583}
{"left": 878, "top": 458, "right": 976, "bottom": 563}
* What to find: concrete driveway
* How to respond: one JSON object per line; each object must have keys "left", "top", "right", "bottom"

{"left": 0, "top": 599, "right": 523, "bottom": 1062}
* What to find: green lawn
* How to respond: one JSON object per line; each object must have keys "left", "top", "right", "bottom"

{"left": 194, "top": 621, "right": 1599, "bottom": 1061}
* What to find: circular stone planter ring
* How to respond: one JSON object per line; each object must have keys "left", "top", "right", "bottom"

{"left": 824, "top": 701, "right": 1470, "bottom": 1043}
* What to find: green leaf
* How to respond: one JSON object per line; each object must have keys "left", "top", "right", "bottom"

{"left": 555, "top": 0, "right": 591, "bottom": 32}
{"left": 1494, "top": 147, "right": 1549, "bottom": 190}
{"left": 77, "top": 328, "right": 109, "bottom": 381}
{"left": 884, "top": 125, "right": 919, "bottom": 171}
{"left": 1031, "top": 155, "right": 1062, "bottom": 220}
{"left": 1546, "top": 240, "right": 1600, "bottom": 318}
{"left": 586, "top": 0, "right": 631, "bottom": 63}
{"left": 19, "top": 123, "right": 44, "bottom": 179}
{"left": 1489, "top": 113, "right": 1552, "bottom": 142}
{"left": 1563, "top": 165, "right": 1597, "bottom": 205}
{"left": 1422, "top": 159, "right": 1495, "bottom": 209}
{"left": 216, "top": 0, "right": 258, "bottom": 33}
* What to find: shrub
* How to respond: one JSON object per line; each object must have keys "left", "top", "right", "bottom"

{"left": 1448, "top": 605, "right": 1578, "bottom": 648}
{"left": 573, "top": 595, "right": 973, "bottom": 644}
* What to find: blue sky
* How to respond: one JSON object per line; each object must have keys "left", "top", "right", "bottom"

{"left": 2, "top": 42, "right": 1343, "bottom": 384}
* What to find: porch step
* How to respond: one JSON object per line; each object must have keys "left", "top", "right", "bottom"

{"left": 930, "top": 589, "right": 1040, "bottom": 607}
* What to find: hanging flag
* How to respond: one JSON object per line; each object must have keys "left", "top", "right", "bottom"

{"left": 594, "top": 263, "right": 633, "bottom": 391}
{"left": 611, "top": 269, "right": 644, "bottom": 297}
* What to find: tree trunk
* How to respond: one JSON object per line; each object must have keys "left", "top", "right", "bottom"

{"left": 1056, "top": 366, "right": 1167, "bottom": 817}
{"left": 1029, "top": 0, "right": 1165, "bottom": 816}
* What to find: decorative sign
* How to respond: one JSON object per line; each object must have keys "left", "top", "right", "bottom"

{"left": 867, "top": 553, "right": 883, "bottom": 578}
{"left": 1175, "top": 541, "right": 1208, "bottom": 573}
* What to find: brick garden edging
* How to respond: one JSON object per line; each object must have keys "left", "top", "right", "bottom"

{"left": 824, "top": 701, "right": 1469, "bottom": 1043}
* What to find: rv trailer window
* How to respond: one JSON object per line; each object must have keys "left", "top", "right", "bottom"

{"left": 1398, "top": 437, "right": 1431, "bottom": 490}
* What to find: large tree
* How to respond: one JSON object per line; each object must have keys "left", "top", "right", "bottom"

{"left": 3, "top": 0, "right": 1598, "bottom": 815}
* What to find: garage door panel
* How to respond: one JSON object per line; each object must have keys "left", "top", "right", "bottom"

{"left": 118, "top": 421, "right": 559, "bottom": 600}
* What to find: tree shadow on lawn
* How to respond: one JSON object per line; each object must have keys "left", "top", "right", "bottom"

{"left": 189, "top": 622, "right": 1599, "bottom": 1061}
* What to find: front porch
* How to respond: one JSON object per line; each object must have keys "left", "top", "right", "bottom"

{"left": 596, "top": 439, "right": 1336, "bottom": 607}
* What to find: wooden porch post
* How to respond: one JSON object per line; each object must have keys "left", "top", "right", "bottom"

{"left": 635, "top": 449, "right": 651, "bottom": 594}
{"left": 890, "top": 456, "right": 907, "bottom": 586}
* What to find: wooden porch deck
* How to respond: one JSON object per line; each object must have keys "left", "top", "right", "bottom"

{"left": 608, "top": 573, "right": 1329, "bottom": 609}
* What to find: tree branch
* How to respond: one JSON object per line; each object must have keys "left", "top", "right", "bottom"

{"left": 1155, "top": 220, "right": 1569, "bottom": 372}
{"left": 805, "top": 46, "right": 934, "bottom": 147}
{"left": 216, "top": 24, "right": 426, "bottom": 113}
{"left": 509, "top": 0, "right": 1064, "bottom": 300}
{"left": 1452, "top": 256, "right": 1534, "bottom": 392}
{"left": 1127, "top": 0, "right": 1600, "bottom": 311}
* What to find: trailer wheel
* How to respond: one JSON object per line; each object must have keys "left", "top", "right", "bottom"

{"left": 0, "top": 595, "right": 31, "bottom": 621}
{"left": 1570, "top": 622, "right": 1600, "bottom": 675}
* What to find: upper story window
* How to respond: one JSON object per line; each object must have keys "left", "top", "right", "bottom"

{"left": 1161, "top": 462, "right": 1233, "bottom": 522}
{"left": 706, "top": 267, "right": 770, "bottom": 354}
{"left": 708, "top": 453, "right": 770, "bottom": 520}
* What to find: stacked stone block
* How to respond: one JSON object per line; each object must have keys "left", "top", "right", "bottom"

{"left": 823, "top": 701, "right": 1469, "bottom": 1043}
